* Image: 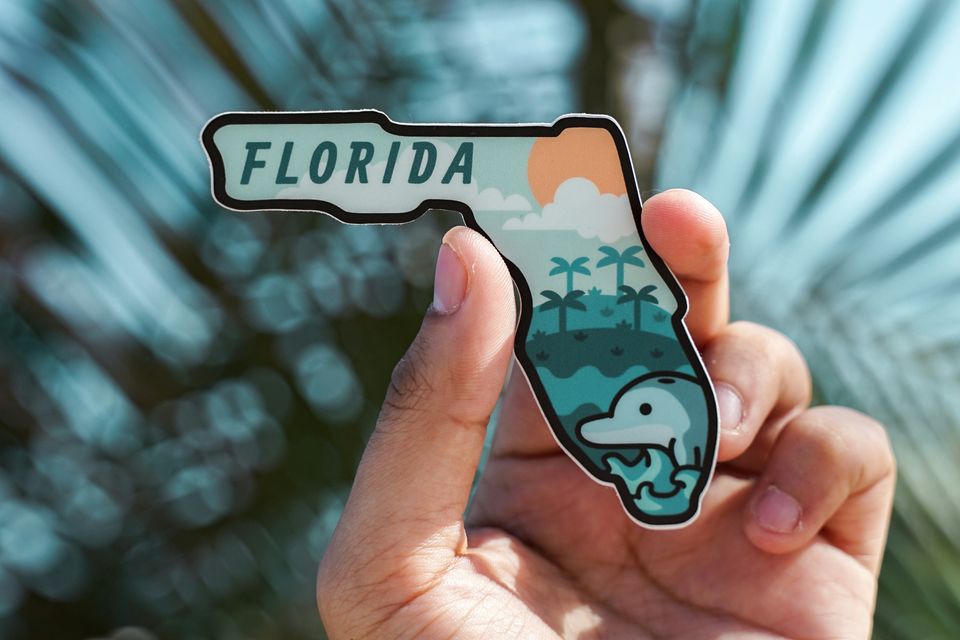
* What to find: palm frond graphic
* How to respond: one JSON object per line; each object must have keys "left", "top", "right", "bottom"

{"left": 0, "top": 0, "right": 958, "bottom": 637}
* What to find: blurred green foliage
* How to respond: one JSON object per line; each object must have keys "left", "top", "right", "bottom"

{"left": 0, "top": 1, "right": 958, "bottom": 638}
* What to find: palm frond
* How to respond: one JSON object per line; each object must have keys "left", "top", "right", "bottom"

{"left": 0, "top": 2, "right": 592, "bottom": 637}
{"left": 642, "top": 0, "right": 960, "bottom": 633}
{"left": 539, "top": 290, "right": 563, "bottom": 310}
{"left": 597, "top": 245, "right": 620, "bottom": 266}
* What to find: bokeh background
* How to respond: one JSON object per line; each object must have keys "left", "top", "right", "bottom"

{"left": 0, "top": 0, "right": 958, "bottom": 638}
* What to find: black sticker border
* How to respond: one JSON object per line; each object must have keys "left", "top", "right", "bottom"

{"left": 201, "top": 109, "right": 718, "bottom": 528}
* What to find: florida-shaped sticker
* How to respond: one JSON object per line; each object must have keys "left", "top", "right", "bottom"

{"left": 201, "top": 110, "right": 719, "bottom": 528}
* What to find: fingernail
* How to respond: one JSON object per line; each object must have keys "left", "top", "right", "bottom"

{"left": 432, "top": 243, "right": 467, "bottom": 314}
{"left": 753, "top": 485, "right": 802, "bottom": 534}
{"left": 715, "top": 383, "right": 743, "bottom": 433}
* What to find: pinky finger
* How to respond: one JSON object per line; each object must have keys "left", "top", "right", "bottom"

{"left": 743, "top": 406, "right": 896, "bottom": 574}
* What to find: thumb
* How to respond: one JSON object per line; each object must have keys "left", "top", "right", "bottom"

{"left": 319, "top": 226, "right": 516, "bottom": 591}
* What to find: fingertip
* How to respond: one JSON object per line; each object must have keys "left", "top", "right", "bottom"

{"left": 705, "top": 322, "right": 813, "bottom": 464}
{"left": 441, "top": 223, "right": 482, "bottom": 251}
{"left": 744, "top": 484, "right": 810, "bottom": 554}
{"left": 428, "top": 225, "right": 516, "bottom": 392}
{"left": 713, "top": 381, "right": 747, "bottom": 462}
{"left": 441, "top": 225, "right": 515, "bottom": 306}
{"left": 641, "top": 189, "right": 729, "bottom": 282}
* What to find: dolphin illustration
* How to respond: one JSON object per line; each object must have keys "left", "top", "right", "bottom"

{"left": 202, "top": 110, "right": 719, "bottom": 527}
{"left": 576, "top": 372, "right": 709, "bottom": 467}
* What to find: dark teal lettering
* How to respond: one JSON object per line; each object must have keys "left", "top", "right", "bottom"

{"left": 409, "top": 141, "right": 437, "bottom": 184}
{"left": 382, "top": 141, "right": 401, "bottom": 184}
{"left": 441, "top": 142, "right": 473, "bottom": 184}
{"left": 275, "top": 141, "right": 298, "bottom": 184}
{"left": 241, "top": 141, "right": 271, "bottom": 185}
{"left": 309, "top": 141, "right": 337, "bottom": 183}
{"left": 346, "top": 141, "right": 375, "bottom": 183}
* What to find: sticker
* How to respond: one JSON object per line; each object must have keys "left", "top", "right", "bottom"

{"left": 201, "top": 110, "right": 718, "bottom": 528}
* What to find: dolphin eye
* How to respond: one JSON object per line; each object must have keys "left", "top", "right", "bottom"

{"left": 639, "top": 403, "right": 652, "bottom": 416}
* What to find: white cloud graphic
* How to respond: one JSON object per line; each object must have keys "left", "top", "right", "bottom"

{"left": 277, "top": 140, "right": 531, "bottom": 213}
{"left": 502, "top": 177, "right": 635, "bottom": 243}
{"left": 472, "top": 187, "right": 531, "bottom": 211}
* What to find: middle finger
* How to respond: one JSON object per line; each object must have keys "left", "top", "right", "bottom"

{"left": 703, "top": 321, "right": 813, "bottom": 470}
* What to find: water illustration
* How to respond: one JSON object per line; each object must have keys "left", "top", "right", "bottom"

{"left": 201, "top": 110, "right": 718, "bottom": 527}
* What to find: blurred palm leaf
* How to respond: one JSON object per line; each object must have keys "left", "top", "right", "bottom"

{"left": 0, "top": 1, "right": 586, "bottom": 638}
{"left": 639, "top": 0, "right": 960, "bottom": 637}
{"left": 2, "top": 0, "right": 959, "bottom": 638}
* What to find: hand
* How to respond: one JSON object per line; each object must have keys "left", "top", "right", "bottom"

{"left": 317, "top": 190, "right": 896, "bottom": 639}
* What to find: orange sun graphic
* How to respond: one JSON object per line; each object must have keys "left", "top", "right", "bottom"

{"left": 527, "top": 127, "right": 627, "bottom": 207}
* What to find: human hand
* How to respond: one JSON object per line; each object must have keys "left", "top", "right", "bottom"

{"left": 317, "top": 190, "right": 896, "bottom": 639}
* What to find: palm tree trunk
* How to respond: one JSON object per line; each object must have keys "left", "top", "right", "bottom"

{"left": 634, "top": 300, "right": 641, "bottom": 331}
{"left": 617, "top": 264, "right": 624, "bottom": 291}
{"left": 559, "top": 307, "right": 567, "bottom": 333}
{"left": 566, "top": 271, "right": 573, "bottom": 294}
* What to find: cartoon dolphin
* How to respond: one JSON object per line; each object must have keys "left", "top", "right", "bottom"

{"left": 576, "top": 372, "right": 709, "bottom": 467}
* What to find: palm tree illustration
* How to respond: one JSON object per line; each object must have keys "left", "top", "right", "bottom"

{"left": 597, "top": 246, "right": 645, "bottom": 292}
{"left": 549, "top": 257, "right": 591, "bottom": 294}
{"left": 617, "top": 285, "right": 658, "bottom": 331}
{"left": 540, "top": 289, "right": 586, "bottom": 334}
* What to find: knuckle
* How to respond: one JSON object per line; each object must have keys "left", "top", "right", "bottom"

{"left": 777, "top": 337, "right": 812, "bottom": 405}
{"left": 385, "top": 336, "right": 434, "bottom": 415}
{"left": 725, "top": 321, "right": 787, "bottom": 361}
{"left": 832, "top": 406, "right": 896, "bottom": 475}
{"left": 728, "top": 321, "right": 812, "bottom": 400}
{"left": 800, "top": 410, "right": 850, "bottom": 468}
{"left": 725, "top": 319, "right": 765, "bottom": 336}
{"left": 730, "top": 321, "right": 798, "bottom": 361}
{"left": 378, "top": 329, "right": 490, "bottom": 436}
{"left": 801, "top": 406, "right": 897, "bottom": 482}
{"left": 871, "top": 420, "right": 896, "bottom": 473}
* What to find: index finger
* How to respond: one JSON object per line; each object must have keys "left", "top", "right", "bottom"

{"left": 641, "top": 189, "right": 730, "bottom": 345}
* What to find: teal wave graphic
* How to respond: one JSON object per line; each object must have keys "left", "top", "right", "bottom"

{"left": 535, "top": 363, "right": 649, "bottom": 415}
